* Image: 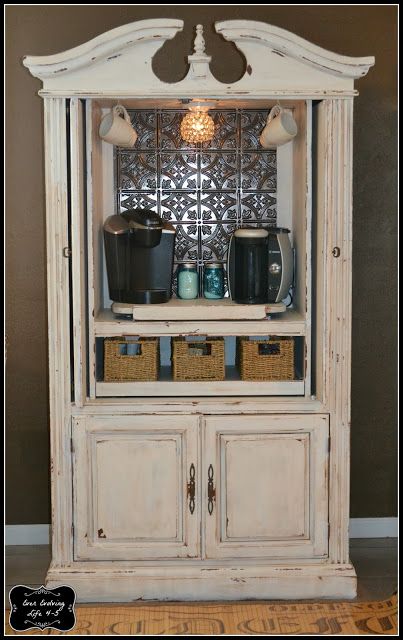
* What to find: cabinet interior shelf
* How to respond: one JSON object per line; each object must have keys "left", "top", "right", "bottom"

{"left": 96, "top": 366, "right": 305, "bottom": 397}
{"left": 95, "top": 308, "right": 306, "bottom": 337}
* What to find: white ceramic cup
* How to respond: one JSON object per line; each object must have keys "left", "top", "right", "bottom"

{"left": 259, "top": 105, "right": 298, "bottom": 148}
{"left": 99, "top": 105, "right": 138, "bottom": 148}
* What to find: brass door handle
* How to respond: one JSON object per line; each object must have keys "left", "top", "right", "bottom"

{"left": 187, "top": 463, "right": 196, "bottom": 514}
{"left": 207, "top": 464, "right": 216, "bottom": 515}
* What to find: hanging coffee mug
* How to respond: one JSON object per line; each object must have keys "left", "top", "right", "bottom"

{"left": 99, "top": 104, "right": 138, "bottom": 148}
{"left": 260, "top": 105, "right": 297, "bottom": 148}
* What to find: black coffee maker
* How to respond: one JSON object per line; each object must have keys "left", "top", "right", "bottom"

{"left": 227, "top": 228, "right": 269, "bottom": 304}
{"left": 227, "top": 226, "right": 293, "bottom": 304}
{"left": 104, "top": 209, "right": 176, "bottom": 304}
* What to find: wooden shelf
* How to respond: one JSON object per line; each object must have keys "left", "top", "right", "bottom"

{"left": 111, "top": 298, "right": 286, "bottom": 321}
{"left": 95, "top": 308, "right": 306, "bottom": 337}
{"left": 96, "top": 366, "right": 305, "bottom": 397}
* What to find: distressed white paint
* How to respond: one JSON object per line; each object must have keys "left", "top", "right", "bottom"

{"left": 23, "top": 19, "right": 374, "bottom": 601}
{"left": 204, "top": 414, "right": 328, "bottom": 560}
{"left": 215, "top": 21, "right": 374, "bottom": 95}
{"left": 291, "top": 101, "right": 312, "bottom": 396}
{"left": 46, "top": 563, "right": 357, "bottom": 602}
{"left": 112, "top": 298, "right": 286, "bottom": 320}
{"left": 96, "top": 309, "right": 306, "bottom": 337}
{"left": 43, "top": 98, "right": 73, "bottom": 565}
{"left": 86, "top": 99, "right": 102, "bottom": 399}
{"left": 276, "top": 134, "right": 293, "bottom": 236}
{"left": 23, "top": 19, "right": 374, "bottom": 98}
{"left": 73, "top": 415, "right": 199, "bottom": 560}
{"left": 70, "top": 98, "right": 87, "bottom": 406}
{"left": 312, "top": 100, "right": 328, "bottom": 407}
{"left": 96, "top": 378, "right": 305, "bottom": 398}
{"left": 325, "top": 99, "right": 355, "bottom": 564}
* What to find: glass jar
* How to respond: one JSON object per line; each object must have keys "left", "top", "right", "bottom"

{"left": 203, "top": 263, "right": 224, "bottom": 299}
{"left": 177, "top": 263, "right": 198, "bottom": 299}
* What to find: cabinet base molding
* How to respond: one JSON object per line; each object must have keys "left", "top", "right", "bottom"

{"left": 46, "top": 563, "right": 357, "bottom": 602}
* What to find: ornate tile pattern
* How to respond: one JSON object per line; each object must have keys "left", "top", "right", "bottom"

{"left": 116, "top": 109, "right": 277, "bottom": 295}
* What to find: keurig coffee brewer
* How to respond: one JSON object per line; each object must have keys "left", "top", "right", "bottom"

{"left": 227, "top": 226, "right": 293, "bottom": 304}
{"left": 104, "top": 209, "right": 176, "bottom": 304}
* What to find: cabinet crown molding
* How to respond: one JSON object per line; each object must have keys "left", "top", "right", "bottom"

{"left": 23, "top": 18, "right": 374, "bottom": 98}
{"left": 23, "top": 19, "right": 183, "bottom": 79}
{"left": 215, "top": 21, "right": 375, "bottom": 80}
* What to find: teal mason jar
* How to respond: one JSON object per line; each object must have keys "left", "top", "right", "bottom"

{"left": 177, "top": 263, "right": 198, "bottom": 299}
{"left": 203, "top": 263, "right": 224, "bottom": 299}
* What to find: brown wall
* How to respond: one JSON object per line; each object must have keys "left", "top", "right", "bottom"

{"left": 6, "top": 6, "right": 397, "bottom": 524}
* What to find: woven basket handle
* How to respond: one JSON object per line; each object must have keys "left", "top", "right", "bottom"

{"left": 258, "top": 342, "right": 281, "bottom": 356}
{"left": 118, "top": 342, "right": 142, "bottom": 356}
{"left": 187, "top": 343, "right": 211, "bottom": 356}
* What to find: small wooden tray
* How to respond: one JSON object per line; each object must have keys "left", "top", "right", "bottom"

{"left": 111, "top": 298, "right": 286, "bottom": 321}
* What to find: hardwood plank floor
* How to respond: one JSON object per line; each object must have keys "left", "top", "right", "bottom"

{"left": 5, "top": 539, "right": 397, "bottom": 606}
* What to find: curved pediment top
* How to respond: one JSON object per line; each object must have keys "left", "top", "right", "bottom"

{"left": 215, "top": 20, "right": 375, "bottom": 79}
{"left": 23, "top": 19, "right": 184, "bottom": 79}
{"left": 23, "top": 18, "right": 374, "bottom": 97}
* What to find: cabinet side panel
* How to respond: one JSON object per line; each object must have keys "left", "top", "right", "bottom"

{"left": 292, "top": 101, "right": 312, "bottom": 395}
{"left": 325, "top": 99, "right": 354, "bottom": 564}
{"left": 70, "top": 98, "right": 87, "bottom": 406}
{"left": 86, "top": 101, "right": 105, "bottom": 398}
{"left": 312, "top": 100, "right": 328, "bottom": 405}
{"left": 43, "top": 97, "right": 73, "bottom": 564}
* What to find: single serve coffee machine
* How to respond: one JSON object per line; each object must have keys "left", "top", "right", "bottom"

{"left": 104, "top": 209, "right": 176, "bottom": 304}
{"left": 227, "top": 226, "right": 293, "bottom": 304}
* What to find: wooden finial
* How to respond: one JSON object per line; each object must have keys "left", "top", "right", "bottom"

{"left": 187, "top": 23, "right": 212, "bottom": 81}
{"left": 193, "top": 24, "right": 206, "bottom": 55}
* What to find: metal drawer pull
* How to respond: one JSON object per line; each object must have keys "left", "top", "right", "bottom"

{"left": 207, "top": 464, "right": 216, "bottom": 515}
{"left": 187, "top": 463, "right": 196, "bottom": 514}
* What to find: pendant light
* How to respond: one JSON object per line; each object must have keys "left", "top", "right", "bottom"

{"left": 180, "top": 101, "right": 215, "bottom": 144}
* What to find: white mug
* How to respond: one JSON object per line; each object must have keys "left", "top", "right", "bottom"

{"left": 260, "top": 105, "right": 297, "bottom": 148}
{"left": 99, "top": 105, "right": 138, "bottom": 148}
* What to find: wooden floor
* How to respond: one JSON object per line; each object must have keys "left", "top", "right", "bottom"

{"left": 5, "top": 538, "right": 397, "bottom": 606}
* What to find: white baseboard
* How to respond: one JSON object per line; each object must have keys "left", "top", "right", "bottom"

{"left": 5, "top": 518, "right": 398, "bottom": 545}
{"left": 349, "top": 517, "right": 398, "bottom": 538}
{"left": 5, "top": 525, "right": 50, "bottom": 545}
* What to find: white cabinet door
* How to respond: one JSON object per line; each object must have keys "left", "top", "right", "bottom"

{"left": 204, "top": 414, "right": 329, "bottom": 559}
{"left": 73, "top": 414, "right": 200, "bottom": 560}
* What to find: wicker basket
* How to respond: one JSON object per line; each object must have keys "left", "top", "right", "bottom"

{"left": 237, "top": 336, "right": 294, "bottom": 381}
{"left": 104, "top": 337, "right": 159, "bottom": 382}
{"left": 172, "top": 337, "right": 225, "bottom": 381}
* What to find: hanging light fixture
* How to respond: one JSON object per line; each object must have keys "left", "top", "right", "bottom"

{"left": 180, "top": 101, "right": 215, "bottom": 144}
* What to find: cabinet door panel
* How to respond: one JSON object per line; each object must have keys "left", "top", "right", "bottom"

{"left": 73, "top": 415, "right": 199, "bottom": 560}
{"left": 96, "top": 437, "right": 179, "bottom": 540}
{"left": 204, "top": 414, "right": 328, "bottom": 559}
{"left": 225, "top": 433, "right": 308, "bottom": 540}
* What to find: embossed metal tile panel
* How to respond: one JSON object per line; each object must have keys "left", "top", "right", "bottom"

{"left": 116, "top": 110, "right": 277, "bottom": 295}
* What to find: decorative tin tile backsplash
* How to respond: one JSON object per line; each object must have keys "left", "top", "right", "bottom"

{"left": 116, "top": 110, "right": 277, "bottom": 295}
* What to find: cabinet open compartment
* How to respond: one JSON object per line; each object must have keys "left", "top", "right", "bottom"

{"left": 87, "top": 99, "right": 310, "bottom": 319}
{"left": 77, "top": 97, "right": 314, "bottom": 400}
{"left": 95, "top": 334, "right": 305, "bottom": 396}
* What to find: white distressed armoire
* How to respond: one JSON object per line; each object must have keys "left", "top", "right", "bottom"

{"left": 24, "top": 19, "right": 374, "bottom": 601}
